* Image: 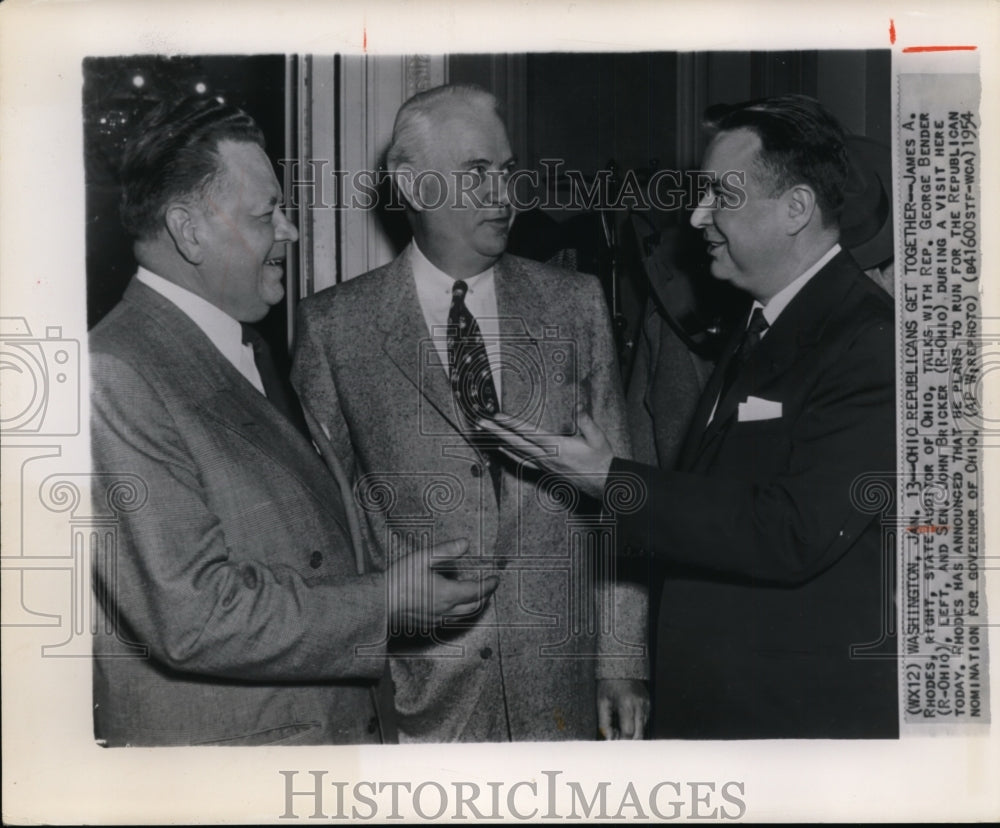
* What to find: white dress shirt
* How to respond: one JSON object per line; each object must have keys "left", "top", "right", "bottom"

{"left": 409, "top": 241, "right": 503, "bottom": 402}
{"left": 708, "top": 243, "right": 841, "bottom": 422}
{"left": 135, "top": 266, "right": 265, "bottom": 395}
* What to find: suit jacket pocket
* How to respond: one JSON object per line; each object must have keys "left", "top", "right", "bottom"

{"left": 730, "top": 415, "right": 786, "bottom": 435}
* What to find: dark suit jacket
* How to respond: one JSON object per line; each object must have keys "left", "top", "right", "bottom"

{"left": 293, "top": 249, "right": 647, "bottom": 742}
{"left": 612, "top": 250, "right": 898, "bottom": 739}
{"left": 89, "top": 280, "right": 389, "bottom": 746}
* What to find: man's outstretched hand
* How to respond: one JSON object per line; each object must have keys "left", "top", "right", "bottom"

{"left": 386, "top": 539, "right": 499, "bottom": 632}
{"left": 477, "top": 406, "right": 615, "bottom": 499}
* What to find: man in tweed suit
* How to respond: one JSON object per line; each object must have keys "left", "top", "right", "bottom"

{"left": 293, "top": 84, "right": 649, "bottom": 742}
{"left": 89, "top": 97, "right": 494, "bottom": 746}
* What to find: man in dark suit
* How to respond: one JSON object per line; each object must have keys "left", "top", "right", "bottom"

{"left": 89, "top": 96, "right": 495, "bottom": 746}
{"left": 293, "top": 84, "right": 649, "bottom": 742}
{"left": 481, "top": 95, "right": 898, "bottom": 739}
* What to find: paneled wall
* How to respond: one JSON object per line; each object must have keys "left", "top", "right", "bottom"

{"left": 451, "top": 50, "right": 890, "bottom": 202}
{"left": 298, "top": 49, "right": 891, "bottom": 295}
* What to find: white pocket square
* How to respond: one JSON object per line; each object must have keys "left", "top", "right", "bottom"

{"left": 738, "top": 396, "right": 783, "bottom": 422}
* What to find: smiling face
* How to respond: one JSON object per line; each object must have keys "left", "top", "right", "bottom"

{"left": 407, "top": 104, "right": 515, "bottom": 277}
{"left": 194, "top": 140, "right": 298, "bottom": 322}
{"left": 690, "top": 129, "right": 791, "bottom": 302}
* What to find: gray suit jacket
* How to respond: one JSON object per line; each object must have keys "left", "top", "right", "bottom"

{"left": 292, "top": 249, "right": 648, "bottom": 742}
{"left": 90, "top": 280, "right": 389, "bottom": 746}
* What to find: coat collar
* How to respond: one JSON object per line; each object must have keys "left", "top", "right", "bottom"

{"left": 376, "top": 252, "right": 547, "bottom": 432}
{"left": 682, "top": 250, "right": 865, "bottom": 467}
{"left": 377, "top": 251, "right": 461, "bottom": 431}
{"left": 493, "top": 256, "right": 550, "bottom": 425}
{"left": 119, "top": 280, "right": 344, "bottom": 512}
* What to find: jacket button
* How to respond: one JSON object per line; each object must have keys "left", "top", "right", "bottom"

{"left": 480, "top": 647, "right": 493, "bottom": 660}
{"left": 366, "top": 716, "right": 378, "bottom": 734}
{"left": 470, "top": 464, "right": 483, "bottom": 478}
{"left": 309, "top": 551, "right": 323, "bottom": 569}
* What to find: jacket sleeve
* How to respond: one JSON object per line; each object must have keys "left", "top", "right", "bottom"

{"left": 611, "top": 316, "right": 895, "bottom": 585}
{"left": 90, "top": 350, "right": 388, "bottom": 681}
{"left": 577, "top": 275, "right": 649, "bottom": 681}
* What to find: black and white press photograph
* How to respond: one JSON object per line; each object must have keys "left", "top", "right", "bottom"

{"left": 2, "top": 1, "right": 997, "bottom": 823}
{"left": 82, "top": 48, "right": 899, "bottom": 748}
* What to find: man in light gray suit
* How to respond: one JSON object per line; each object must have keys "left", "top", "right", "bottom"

{"left": 89, "top": 96, "right": 495, "bottom": 746}
{"left": 293, "top": 84, "right": 649, "bottom": 742}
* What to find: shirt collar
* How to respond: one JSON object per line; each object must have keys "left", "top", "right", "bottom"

{"left": 410, "top": 240, "right": 493, "bottom": 295}
{"left": 754, "top": 243, "right": 841, "bottom": 326}
{"left": 134, "top": 266, "right": 247, "bottom": 367}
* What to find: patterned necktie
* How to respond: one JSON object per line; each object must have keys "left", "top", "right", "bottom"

{"left": 717, "top": 306, "right": 769, "bottom": 404}
{"left": 447, "top": 280, "right": 500, "bottom": 423}
{"left": 447, "top": 280, "right": 502, "bottom": 498}
{"left": 241, "top": 323, "right": 311, "bottom": 439}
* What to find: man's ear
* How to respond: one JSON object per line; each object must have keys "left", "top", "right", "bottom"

{"left": 164, "top": 202, "right": 205, "bottom": 264}
{"left": 784, "top": 184, "right": 817, "bottom": 235}
{"left": 393, "top": 165, "right": 424, "bottom": 212}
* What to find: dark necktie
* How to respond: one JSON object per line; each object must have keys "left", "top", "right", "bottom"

{"left": 447, "top": 280, "right": 500, "bottom": 422}
{"left": 447, "top": 280, "right": 502, "bottom": 497}
{"left": 717, "top": 306, "right": 769, "bottom": 404}
{"left": 240, "top": 324, "right": 311, "bottom": 440}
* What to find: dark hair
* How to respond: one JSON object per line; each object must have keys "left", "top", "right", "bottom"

{"left": 119, "top": 95, "right": 265, "bottom": 240}
{"left": 705, "top": 94, "right": 849, "bottom": 224}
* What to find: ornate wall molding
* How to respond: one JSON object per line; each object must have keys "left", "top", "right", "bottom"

{"left": 405, "top": 54, "right": 444, "bottom": 99}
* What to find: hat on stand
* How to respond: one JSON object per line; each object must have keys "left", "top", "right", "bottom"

{"left": 841, "top": 135, "right": 894, "bottom": 270}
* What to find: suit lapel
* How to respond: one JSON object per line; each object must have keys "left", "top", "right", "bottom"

{"left": 680, "top": 251, "right": 860, "bottom": 469}
{"left": 375, "top": 252, "right": 573, "bottom": 450}
{"left": 494, "top": 256, "right": 544, "bottom": 421}
{"left": 701, "top": 310, "right": 800, "bottom": 447}
{"left": 199, "top": 382, "right": 341, "bottom": 508}
{"left": 122, "top": 281, "right": 344, "bottom": 516}
{"left": 377, "top": 253, "right": 465, "bottom": 434}
{"left": 495, "top": 256, "right": 591, "bottom": 439}
{"left": 677, "top": 306, "right": 747, "bottom": 468}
